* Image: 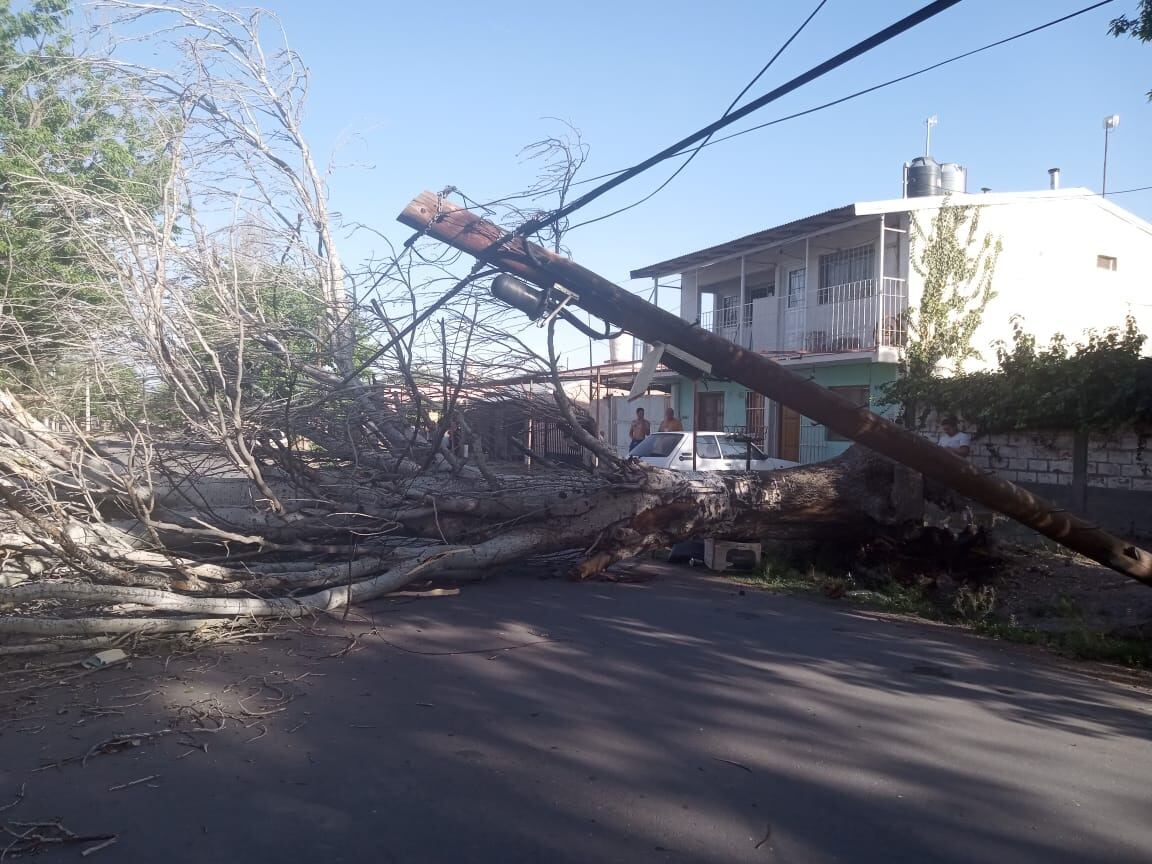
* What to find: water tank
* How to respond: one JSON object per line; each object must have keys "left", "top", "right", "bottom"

{"left": 906, "top": 156, "right": 942, "bottom": 197}
{"left": 940, "top": 162, "right": 967, "bottom": 194}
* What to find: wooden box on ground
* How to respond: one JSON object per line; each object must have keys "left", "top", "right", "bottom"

{"left": 703, "top": 539, "right": 762, "bottom": 572}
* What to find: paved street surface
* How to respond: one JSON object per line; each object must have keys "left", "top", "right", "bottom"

{"left": 2, "top": 566, "right": 1150, "bottom": 863}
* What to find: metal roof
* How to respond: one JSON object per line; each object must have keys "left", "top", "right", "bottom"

{"left": 629, "top": 203, "right": 856, "bottom": 279}
{"left": 630, "top": 186, "right": 1152, "bottom": 281}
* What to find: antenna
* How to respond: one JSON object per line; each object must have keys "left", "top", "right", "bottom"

{"left": 1102, "top": 114, "right": 1120, "bottom": 196}
{"left": 924, "top": 114, "right": 939, "bottom": 157}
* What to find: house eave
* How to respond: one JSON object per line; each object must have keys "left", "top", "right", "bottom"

{"left": 629, "top": 204, "right": 857, "bottom": 280}
{"left": 630, "top": 187, "right": 1152, "bottom": 281}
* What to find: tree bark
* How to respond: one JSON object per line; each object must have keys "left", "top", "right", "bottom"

{"left": 0, "top": 448, "right": 909, "bottom": 635}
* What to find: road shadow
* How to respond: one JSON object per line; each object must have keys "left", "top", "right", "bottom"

{"left": 1, "top": 567, "right": 1149, "bottom": 862}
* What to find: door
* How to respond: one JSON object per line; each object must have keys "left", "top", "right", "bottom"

{"left": 696, "top": 392, "right": 724, "bottom": 432}
{"left": 779, "top": 406, "right": 801, "bottom": 462}
{"left": 783, "top": 267, "right": 807, "bottom": 350}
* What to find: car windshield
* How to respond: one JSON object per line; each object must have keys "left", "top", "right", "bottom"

{"left": 631, "top": 433, "right": 682, "bottom": 458}
{"left": 718, "top": 438, "right": 767, "bottom": 460}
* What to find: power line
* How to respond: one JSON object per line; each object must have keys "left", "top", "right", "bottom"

{"left": 723, "top": 1, "right": 831, "bottom": 114}
{"left": 480, "top": 0, "right": 1113, "bottom": 214}
{"left": 519, "top": 0, "right": 965, "bottom": 236}
{"left": 565, "top": 0, "right": 829, "bottom": 232}
{"left": 1102, "top": 184, "right": 1152, "bottom": 197}
{"left": 695, "top": 0, "right": 1116, "bottom": 152}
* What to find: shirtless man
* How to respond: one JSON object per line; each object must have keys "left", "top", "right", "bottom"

{"left": 628, "top": 408, "right": 651, "bottom": 451}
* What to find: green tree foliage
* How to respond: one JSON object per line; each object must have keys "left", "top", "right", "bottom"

{"left": 0, "top": 0, "right": 165, "bottom": 374}
{"left": 239, "top": 266, "right": 333, "bottom": 403}
{"left": 903, "top": 201, "right": 1002, "bottom": 381}
{"left": 184, "top": 247, "right": 381, "bottom": 418}
{"left": 1111, "top": 0, "right": 1152, "bottom": 98}
{"left": 889, "top": 316, "right": 1152, "bottom": 433}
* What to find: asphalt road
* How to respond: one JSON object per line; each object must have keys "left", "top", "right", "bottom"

{"left": 1, "top": 566, "right": 1150, "bottom": 863}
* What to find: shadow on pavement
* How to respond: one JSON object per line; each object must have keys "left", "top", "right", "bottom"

{"left": 1, "top": 565, "right": 1149, "bottom": 863}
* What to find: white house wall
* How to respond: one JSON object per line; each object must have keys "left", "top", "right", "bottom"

{"left": 679, "top": 269, "right": 698, "bottom": 322}
{"left": 664, "top": 190, "right": 1150, "bottom": 371}
{"left": 752, "top": 295, "right": 778, "bottom": 349}
{"left": 901, "top": 195, "right": 1152, "bottom": 370}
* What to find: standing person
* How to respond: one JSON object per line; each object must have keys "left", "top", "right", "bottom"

{"left": 937, "top": 415, "right": 971, "bottom": 458}
{"left": 628, "top": 407, "right": 651, "bottom": 452}
{"left": 659, "top": 407, "right": 684, "bottom": 432}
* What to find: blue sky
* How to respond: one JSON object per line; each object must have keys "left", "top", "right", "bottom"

{"left": 261, "top": 0, "right": 1149, "bottom": 362}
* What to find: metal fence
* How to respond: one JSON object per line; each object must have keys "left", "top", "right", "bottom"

{"left": 699, "top": 302, "right": 754, "bottom": 348}
{"left": 783, "top": 277, "right": 906, "bottom": 353}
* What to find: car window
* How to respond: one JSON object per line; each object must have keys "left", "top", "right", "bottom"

{"left": 718, "top": 438, "right": 767, "bottom": 460}
{"left": 631, "top": 433, "right": 681, "bottom": 458}
{"left": 694, "top": 435, "right": 721, "bottom": 459}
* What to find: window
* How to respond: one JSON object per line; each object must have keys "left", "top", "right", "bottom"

{"left": 818, "top": 244, "right": 875, "bottom": 304}
{"left": 826, "top": 385, "right": 871, "bottom": 441}
{"left": 1097, "top": 255, "right": 1118, "bottom": 271}
{"left": 745, "top": 277, "right": 773, "bottom": 326}
{"left": 787, "top": 268, "right": 806, "bottom": 308}
{"left": 747, "top": 270, "right": 775, "bottom": 298}
{"left": 718, "top": 437, "right": 767, "bottom": 460}
{"left": 720, "top": 294, "right": 740, "bottom": 327}
{"left": 694, "top": 435, "right": 722, "bottom": 459}
{"left": 630, "top": 433, "right": 681, "bottom": 458}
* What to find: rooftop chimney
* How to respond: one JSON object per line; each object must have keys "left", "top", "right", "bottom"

{"left": 1048, "top": 167, "right": 1061, "bottom": 190}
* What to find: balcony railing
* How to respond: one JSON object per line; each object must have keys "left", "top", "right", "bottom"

{"left": 698, "top": 302, "right": 755, "bottom": 347}
{"left": 878, "top": 276, "right": 908, "bottom": 348}
{"left": 783, "top": 277, "right": 906, "bottom": 353}
{"left": 672, "top": 278, "right": 908, "bottom": 358}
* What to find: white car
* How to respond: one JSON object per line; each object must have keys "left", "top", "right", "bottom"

{"left": 630, "top": 432, "right": 797, "bottom": 472}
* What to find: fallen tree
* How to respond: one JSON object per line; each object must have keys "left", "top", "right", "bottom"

{"left": 2, "top": 1, "right": 1143, "bottom": 653}
{"left": 1, "top": 385, "right": 916, "bottom": 641}
{"left": 0, "top": 1, "right": 893, "bottom": 648}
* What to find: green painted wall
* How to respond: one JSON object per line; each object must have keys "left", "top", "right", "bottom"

{"left": 670, "top": 362, "right": 900, "bottom": 461}
{"left": 673, "top": 379, "right": 748, "bottom": 430}
{"left": 806, "top": 362, "right": 899, "bottom": 391}
{"left": 800, "top": 362, "right": 900, "bottom": 461}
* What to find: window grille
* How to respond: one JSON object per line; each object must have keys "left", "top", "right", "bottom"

{"left": 745, "top": 391, "right": 766, "bottom": 441}
{"left": 818, "top": 244, "right": 875, "bottom": 304}
{"left": 787, "top": 268, "right": 806, "bottom": 308}
{"left": 720, "top": 294, "right": 740, "bottom": 327}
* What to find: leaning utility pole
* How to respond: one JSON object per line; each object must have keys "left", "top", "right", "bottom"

{"left": 398, "top": 191, "right": 1151, "bottom": 586}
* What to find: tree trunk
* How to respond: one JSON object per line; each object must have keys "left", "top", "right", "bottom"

{"left": 0, "top": 447, "right": 908, "bottom": 637}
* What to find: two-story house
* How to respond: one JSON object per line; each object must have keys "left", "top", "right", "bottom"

{"left": 630, "top": 179, "right": 1152, "bottom": 464}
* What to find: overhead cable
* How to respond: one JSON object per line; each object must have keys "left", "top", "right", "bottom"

{"left": 519, "top": 0, "right": 965, "bottom": 235}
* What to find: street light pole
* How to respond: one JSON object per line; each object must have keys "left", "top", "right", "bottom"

{"left": 1102, "top": 114, "right": 1119, "bottom": 196}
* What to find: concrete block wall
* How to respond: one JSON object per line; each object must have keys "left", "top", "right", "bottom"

{"left": 924, "top": 422, "right": 1152, "bottom": 538}
{"left": 958, "top": 429, "right": 1151, "bottom": 492}
{"left": 921, "top": 423, "right": 1147, "bottom": 490}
